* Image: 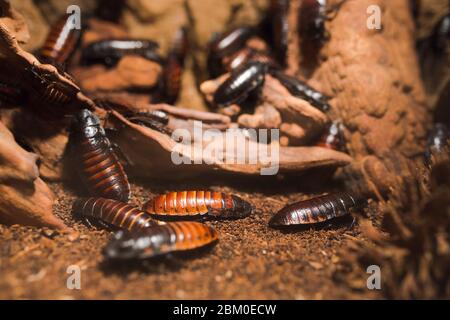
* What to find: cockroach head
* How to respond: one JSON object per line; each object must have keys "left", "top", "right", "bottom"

{"left": 70, "top": 109, "right": 103, "bottom": 137}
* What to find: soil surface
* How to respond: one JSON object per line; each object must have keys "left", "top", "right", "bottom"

{"left": 0, "top": 177, "right": 381, "bottom": 299}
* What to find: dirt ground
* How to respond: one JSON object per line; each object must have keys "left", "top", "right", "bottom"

{"left": 0, "top": 176, "right": 381, "bottom": 300}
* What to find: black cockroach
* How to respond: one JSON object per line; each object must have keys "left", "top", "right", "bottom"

{"left": 270, "top": 0, "right": 290, "bottom": 66}
{"left": 317, "top": 120, "right": 344, "bottom": 151}
{"left": 429, "top": 14, "right": 450, "bottom": 53}
{"left": 223, "top": 47, "right": 279, "bottom": 72}
{"left": 103, "top": 221, "right": 218, "bottom": 260}
{"left": 297, "top": 0, "right": 346, "bottom": 64}
{"left": 207, "top": 26, "right": 255, "bottom": 78}
{"left": 210, "top": 26, "right": 255, "bottom": 59}
{"left": 143, "top": 191, "right": 252, "bottom": 220}
{"left": 269, "top": 69, "right": 330, "bottom": 112}
{"left": 424, "top": 123, "right": 449, "bottom": 167}
{"left": 81, "top": 39, "right": 164, "bottom": 67}
{"left": 38, "top": 13, "right": 83, "bottom": 68}
{"left": 213, "top": 61, "right": 268, "bottom": 108}
{"left": 72, "top": 197, "right": 160, "bottom": 231}
{"left": 69, "top": 109, "right": 130, "bottom": 202}
{"left": 162, "top": 26, "right": 189, "bottom": 104}
{"left": 269, "top": 192, "right": 366, "bottom": 227}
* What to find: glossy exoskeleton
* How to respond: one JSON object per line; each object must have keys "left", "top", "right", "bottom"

{"left": 317, "top": 120, "right": 344, "bottom": 151}
{"left": 81, "top": 39, "right": 163, "bottom": 67}
{"left": 424, "top": 123, "right": 449, "bottom": 167}
{"left": 269, "top": 192, "right": 365, "bottom": 227}
{"left": 27, "top": 64, "right": 79, "bottom": 109}
{"left": 207, "top": 26, "right": 255, "bottom": 78}
{"left": 213, "top": 61, "right": 268, "bottom": 108}
{"left": 69, "top": 109, "right": 130, "bottom": 202}
{"left": 72, "top": 197, "right": 160, "bottom": 231}
{"left": 270, "top": 0, "right": 290, "bottom": 66}
{"left": 269, "top": 69, "right": 330, "bottom": 112}
{"left": 143, "top": 191, "right": 253, "bottom": 220}
{"left": 297, "top": 0, "right": 346, "bottom": 65}
{"left": 38, "top": 13, "right": 83, "bottom": 68}
{"left": 103, "top": 221, "right": 218, "bottom": 260}
{"left": 223, "top": 47, "right": 279, "bottom": 72}
{"left": 162, "top": 26, "right": 189, "bottom": 104}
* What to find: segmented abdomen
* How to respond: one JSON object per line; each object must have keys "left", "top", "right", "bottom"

{"left": 39, "top": 14, "right": 82, "bottom": 66}
{"left": 269, "top": 192, "right": 362, "bottom": 227}
{"left": 77, "top": 138, "right": 130, "bottom": 202}
{"left": 143, "top": 191, "right": 252, "bottom": 219}
{"left": 73, "top": 197, "right": 157, "bottom": 231}
{"left": 103, "top": 221, "right": 219, "bottom": 260}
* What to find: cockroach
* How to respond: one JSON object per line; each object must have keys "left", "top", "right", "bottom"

{"left": 270, "top": 0, "right": 290, "bottom": 66}
{"left": 72, "top": 197, "right": 160, "bottom": 231}
{"left": 69, "top": 109, "right": 130, "bottom": 202}
{"left": 316, "top": 120, "right": 345, "bottom": 151}
{"left": 213, "top": 61, "right": 268, "bottom": 108}
{"left": 269, "top": 192, "right": 366, "bottom": 227}
{"left": 162, "top": 27, "right": 189, "bottom": 104}
{"left": 429, "top": 14, "right": 450, "bottom": 53}
{"left": 81, "top": 39, "right": 163, "bottom": 67}
{"left": 0, "top": 81, "right": 22, "bottom": 106}
{"left": 126, "top": 111, "right": 172, "bottom": 135}
{"left": 223, "top": 47, "right": 279, "bottom": 72}
{"left": 424, "top": 123, "right": 449, "bottom": 167}
{"left": 103, "top": 221, "right": 218, "bottom": 260}
{"left": 297, "top": 0, "right": 346, "bottom": 64}
{"left": 38, "top": 13, "right": 83, "bottom": 68}
{"left": 207, "top": 26, "right": 255, "bottom": 78}
{"left": 27, "top": 64, "right": 78, "bottom": 108}
{"left": 210, "top": 26, "right": 255, "bottom": 59}
{"left": 143, "top": 191, "right": 253, "bottom": 220}
{"left": 269, "top": 69, "right": 330, "bottom": 112}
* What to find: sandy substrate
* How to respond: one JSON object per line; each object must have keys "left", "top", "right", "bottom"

{"left": 0, "top": 178, "right": 380, "bottom": 299}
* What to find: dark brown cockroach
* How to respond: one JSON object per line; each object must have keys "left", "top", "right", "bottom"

{"left": 207, "top": 26, "right": 255, "bottom": 78}
{"left": 297, "top": 0, "right": 346, "bottom": 65}
{"left": 72, "top": 197, "right": 160, "bottom": 231}
{"left": 429, "top": 14, "right": 449, "bottom": 53}
{"left": 270, "top": 0, "right": 290, "bottom": 66}
{"left": 126, "top": 111, "right": 172, "bottom": 135}
{"left": 424, "top": 123, "right": 449, "bottom": 167}
{"left": 38, "top": 14, "right": 83, "bottom": 68}
{"left": 0, "top": 81, "right": 22, "bottom": 107}
{"left": 269, "top": 192, "right": 366, "bottom": 227}
{"left": 223, "top": 47, "right": 279, "bottom": 72}
{"left": 69, "top": 109, "right": 131, "bottom": 202}
{"left": 103, "top": 221, "right": 218, "bottom": 260}
{"left": 143, "top": 191, "right": 253, "bottom": 220}
{"left": 27, "top": 64, "right": 79, "bottom": 108}
{"left": 269, "top": 69, "right": 330, "bottom": 112}
{"left": 316, "top": 120, "right": 345, "bottom": 151}
{"left": 162, "top": 27, "right": 189, "bottom": 104}
{"left": 213, "top": 61, "right": 268, "bottom": 108}
{"left": 81, "top": 39, "right": 163, "bottom": 67}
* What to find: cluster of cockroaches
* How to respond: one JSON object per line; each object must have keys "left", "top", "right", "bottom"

{"left": 205, "top": 0, "right": 346, "bottom": 151}
{"left": 4, "top": 0, "right": 447, "bottom": 263}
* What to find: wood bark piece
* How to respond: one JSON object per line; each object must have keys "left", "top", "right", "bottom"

{"left": 200, "top": 73, "right": 329, "bottom": 145}
{"left": 0, "top": 0, "right": 29, "bottom": 45}
{"left": 106, "top": 111, "right": 352, "bottom": 179}
{"left": 0, "top": 120, "right": 66, "bottom": 230}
